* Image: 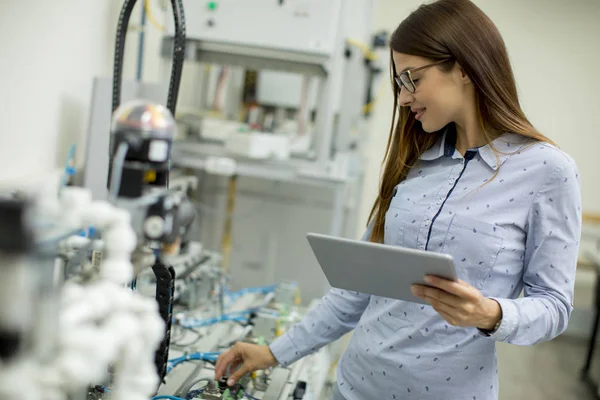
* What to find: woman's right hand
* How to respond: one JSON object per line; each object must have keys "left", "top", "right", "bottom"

{"left": 214, "top": 342, "right": 279, "bottom": 386}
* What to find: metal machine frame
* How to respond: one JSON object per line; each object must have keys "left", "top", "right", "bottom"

{"left": 84, "top": 0, "right": 376, "bottom": 305}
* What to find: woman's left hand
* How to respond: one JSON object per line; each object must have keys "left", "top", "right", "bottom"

{"left": 411, "top": 275, "right": 502, "bottom": 330}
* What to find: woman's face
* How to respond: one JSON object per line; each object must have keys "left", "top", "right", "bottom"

{"left": 392, "top": 51, "right": 470, "bottom": 133}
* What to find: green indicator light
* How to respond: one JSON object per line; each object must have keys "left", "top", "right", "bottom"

{"left": 208, "top": 1, "right": 217, "bottom": 10}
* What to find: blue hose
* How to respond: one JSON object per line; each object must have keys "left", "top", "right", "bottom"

{"left": 179, "top": 314, "right": 248, "bottom": 329}
{"left": 166, "top": 352, "right": 221, "bottom": 373}
{"left": 151, "top": 396, "right": 188, "bottom": 400}
{"left": 244, "top": 392, "right": 261, "bottom": 400}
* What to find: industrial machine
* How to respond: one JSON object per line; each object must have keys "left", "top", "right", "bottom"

{"left": 0, "top": 181, "right": 334, "bottom": 400}
{"left": 161, "top": 0, "right": 385, "bottom": 303}
{"left": 0, "top": 1, "right": 382, "bottom": 399}
{"left": 0, "top": 183, "right": 166, "bottom": 400}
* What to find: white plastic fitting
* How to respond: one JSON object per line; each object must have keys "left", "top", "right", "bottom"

{"left": 59, "top": 187, "right": 92, "bottom": 229}
{"left": 16, "top": 186, "right": 166, "bottom": 400}
{"left": 99, "top": 259, "right": 134, "bottom": 283}
{"left": 103, "top": 227, "right": 137, "bottom": 258}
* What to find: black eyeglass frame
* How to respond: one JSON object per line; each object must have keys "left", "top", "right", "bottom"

{"left": 394, "top": 59, "right": 453, "bottom": 93}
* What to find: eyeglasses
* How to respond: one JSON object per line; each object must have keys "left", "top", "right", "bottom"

{"left": 394, "top": 59, "right": 452, "bottom": 93}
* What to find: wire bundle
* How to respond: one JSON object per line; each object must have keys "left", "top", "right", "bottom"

{"left": 178, "top": 312, "right": 249, "bottom": 329}
{"left": 224, "top": 284, "right": 278, "bottom": 304}
{"left": 166, "top": 352, "right": 221, "bottom": 373}
{"left": 176, "top": 284, "right": 281, "bottom": 329}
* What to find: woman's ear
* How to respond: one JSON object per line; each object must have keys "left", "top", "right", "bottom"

{"left": 458, "top": 64, "right": 472, "bottom": 85}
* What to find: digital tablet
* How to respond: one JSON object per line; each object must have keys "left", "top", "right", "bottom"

{"left": 306, "top": 232, "right": 457, "bottom": 305}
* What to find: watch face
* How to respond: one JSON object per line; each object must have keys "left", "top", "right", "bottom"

{"left": 488, "top": 321, "right": 501, "bottom": 336}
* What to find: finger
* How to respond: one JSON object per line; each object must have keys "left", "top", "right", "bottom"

{"left": 437, "top": 309, "right": 459, "bottom": 326}
{"left": 215, "top": 351, "right": 237, "bottom": 380}
{"left": 423, "top": 294, "right": 456, "bottom": 314}
{"left": 424, "top": 275, "right": 475, "bottom": 299}
{"left": 215, "top": 354, "right": 225, "bottom": 379}
{"left": 228, "top": 363, "right": 251, "bottom": 386}
{"left": 227, "top": 359, "right": 243, "bottom": 376}
{"left": 412, "top": 285, "right": 461, "bottom": 308}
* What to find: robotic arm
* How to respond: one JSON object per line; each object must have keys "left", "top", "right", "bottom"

{"left": 109, "top": 0, "right": 189, "bottom": 384}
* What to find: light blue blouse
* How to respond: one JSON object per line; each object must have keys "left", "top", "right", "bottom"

{"left": 270, "top": 127, "right": 582, "bottom": 400}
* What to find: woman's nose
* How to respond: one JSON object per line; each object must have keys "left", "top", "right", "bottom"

{"left": 398, "top": 86, "right": 414, "bottom": 107}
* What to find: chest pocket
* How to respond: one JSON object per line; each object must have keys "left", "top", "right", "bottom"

{"left": 441, "top": 214, "right": 504, "bottom": 291}
{"left": 385, "top": 188, "right": 414, "bottom": 247}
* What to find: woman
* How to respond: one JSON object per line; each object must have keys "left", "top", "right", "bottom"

{"left": 215, "top": 0, "right": 582, "bottom": 398}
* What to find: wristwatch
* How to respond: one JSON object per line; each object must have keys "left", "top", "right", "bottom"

{"left": 479, "top": 318, "right": 502, "bottom": 336}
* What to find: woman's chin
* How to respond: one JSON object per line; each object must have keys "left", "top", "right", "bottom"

{"left": 419, "top": 121, "right": 436, "bottom": 133}
{"left": 419, "top": 119, "right": 445, "bottom": 133}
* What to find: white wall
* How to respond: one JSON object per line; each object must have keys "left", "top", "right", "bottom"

{"left": 0, "top": 0, "right": 127, "bottom": 186}
{"left": 361, "top": 0, "right": 600, "bottom": 322}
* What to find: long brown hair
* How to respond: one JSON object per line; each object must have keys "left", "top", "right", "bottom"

{"left": 368, "top": 0, "right": 553, "bottom": 243}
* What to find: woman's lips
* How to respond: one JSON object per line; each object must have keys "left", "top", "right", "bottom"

{"left": 413, "top": 108, "right": 426, "bottom": 120}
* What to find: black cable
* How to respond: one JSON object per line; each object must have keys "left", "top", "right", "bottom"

{"left": 176, "top": 362, "right": 210, "bottom": 397}
{"left": 152, "top": 262, "right": 176, "bottom": 383}
{"left": 111, "top": 0, "right": 186, "bottom": 116}
{"left": 112, "top": 0, "right": 136, "bottom": 113}
{"left": 108, "top": 0, "right": 188, "bottom": 389}
{"left": 109, "top": 0, "right": 140, "bottom": 190}
{"left": 111, "top": 0, "right": 186, "bottom": 190}
{"left": 166, "top": 0, "right": 186, "bottom": 116}
{"left": 170, "top": 327, "right": 203, "bottom": 348}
